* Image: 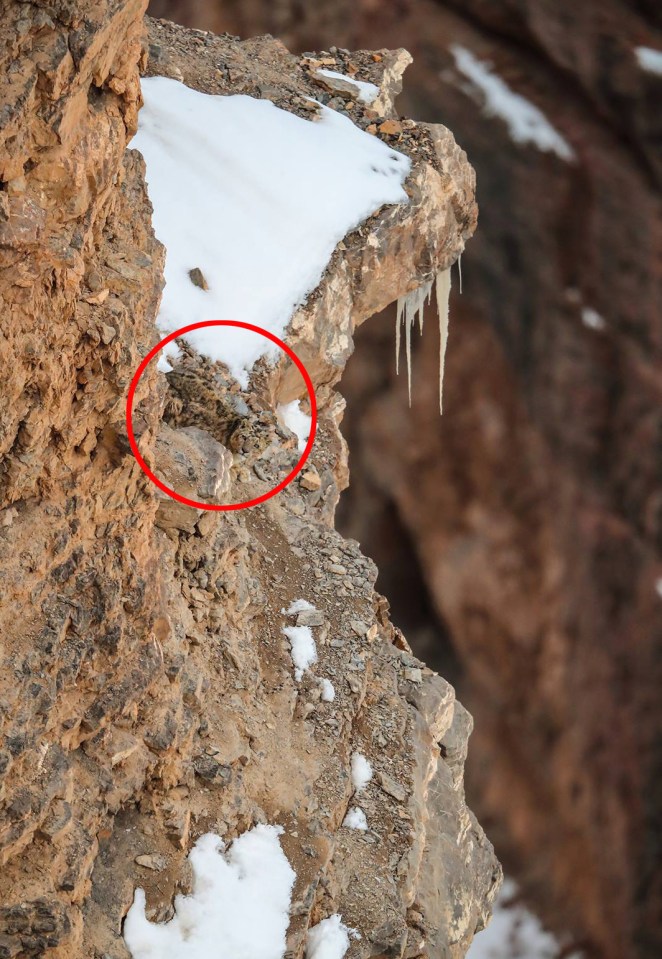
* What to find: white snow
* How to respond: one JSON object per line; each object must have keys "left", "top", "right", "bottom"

{"left": 286, "top": 598, "right": 316, "bottom": 614}
{"left": 283, "top": 625, "right": 318, "bottom": 680}
{"left": 320, "top": 678, "right": 336, "bottom": 702}
{"left": 449, "top": 45, "right": 575, "bottom": 162}
{"left": 316, "top": 68, "right": 380, "bottom": 104}
{"left": 581, "top": 307, "right": 606, "bottom": 331}
{"left": 133, "top": 76, "right": 411, "bottom": 385}
{"left": 123, "top": 825, "right": 295, "bottom": 959}
{"left": 350, "top": 753, "right": 372, "bottom": 793}
{"left": 343, "top": 807, "right": 368, "bottom": 830}
{"left": 306, "top": 915, "right": 357, "bottom": 959}
{"left": 157, "top": 352, "right": 175, "bottom": 373}
{"left": 278, "top": 400, "right": 312, "bottom": 453}
{"left": 655, "top": 579, "right": 662, "bottom": 600}
{"left": 466, "top": 878, "right": 582, "bottom": 959}
{"left": 635, "top": 46, "right": 662, "bottom": 76}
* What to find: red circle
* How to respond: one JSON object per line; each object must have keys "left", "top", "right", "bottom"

{"left": 126, "top": 320, "right": 317, "bottom": 511}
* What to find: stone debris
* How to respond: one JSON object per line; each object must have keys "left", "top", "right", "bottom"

{"left": 188, "top": 266, "right": 209, "bottom": 290}
{"left": 299, "top": 469, "right": 322, "bottom": 491}
{"left": 377, "top": 771, "right": 408, "bottom": 802}
{"left": 135, "top": 854, "right": 167, "bottom": 871}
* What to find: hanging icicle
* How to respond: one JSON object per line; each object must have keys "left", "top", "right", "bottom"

{"left": 435, "top": 268, "right": 452, "bottom": 414}
{"left": 395, "top": 268, "right": 452, "bottom": 413}
{"left": 395, "top": 279, "right": 433, "bottom": 405}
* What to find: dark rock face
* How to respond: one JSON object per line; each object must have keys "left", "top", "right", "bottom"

{"left": 147, "top": 0, "right": 662, "bottom": 956}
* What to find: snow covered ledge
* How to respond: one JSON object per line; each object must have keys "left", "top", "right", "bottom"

{"left": 142, "top": 19, "right": 476, "bottom": 408}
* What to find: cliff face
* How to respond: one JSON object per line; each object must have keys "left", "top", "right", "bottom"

{"left": 148, "top": 2, "right": 662, "bottom": 957}
{"left": 0, "top": 4, "right": 497, "bottom": 958}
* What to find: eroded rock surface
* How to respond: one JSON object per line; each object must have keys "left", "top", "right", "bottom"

{"left": 0, "top": 4, "right": 497, "bottom": 957}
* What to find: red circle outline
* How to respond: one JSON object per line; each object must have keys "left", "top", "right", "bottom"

{"left": 126, "top": 320, "right": 317, "bottom": 511}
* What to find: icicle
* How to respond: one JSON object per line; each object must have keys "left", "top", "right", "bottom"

{"left": 406, "top": 309, "right": 412, "bottom": 405}
{"left": 436, "top": 268, "right": 452, "bottom": 414}
{"left": 395, "top": 279, "right": 433, "bottom": 405}
{"left": 457, "top": 253, "right": 463, "bottom": 295}
{"left": 395, "top": 298, "right": 404, "bottom": 375}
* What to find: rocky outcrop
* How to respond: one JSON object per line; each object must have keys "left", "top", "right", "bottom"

{"left": 0, "top": 4, "right": 497, "bottom": 957}
{"left": 150, "top": 1, "right": 662, "bottom": 957}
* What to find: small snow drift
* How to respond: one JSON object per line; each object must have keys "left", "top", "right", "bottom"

{"left": 283, "top": 624, "right": 318, "bottom": 680}
{"left": 285, "top": 598, "right": 316, "bottom": 614}
{"left": 316, "top": 68, "right": 380, "bottom": 104}
{"left": 133, "top": 77, "right": 411, "bottom": 385}
{"left": 306, "top": 914, "right": 357, "bottom": 959}
{"left": 123, "top": 825, "right": 295, "bottom": 959}
{"left": 466, "top": 878, "right": 580, "bottom": 959}
{"left": 581, "top": 307, "right": 606, "bottom": 332}
{"left": 278, "top": 400, "right": 312, "bottom": 453}
{"left": 449, "top": 45, "right": 575, "bottom": 162}
{"left": 635, "top": 46, "right": 662, "bottom": 76}
{"left": 343, "top": 807, "right": 368, "bottom": 830}
{"left": 320, "top": 678, "right": 336, "bottom": 702}
{"left": 351, "top": 753, "right": 373, "bottom": 793}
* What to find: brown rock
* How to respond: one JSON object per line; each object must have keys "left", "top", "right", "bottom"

{"left": 299, "top": 469, "right": 322, "bottom": 491}
{"left": 0, "top": 7, "right": 496, "bottom": 959}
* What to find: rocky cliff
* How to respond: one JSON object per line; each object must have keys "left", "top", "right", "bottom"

{"left": 148, "top": 2, "right": 662, "bottom": 957}
{"left": 0, "top": 3, "right": 498, "bottom": 957}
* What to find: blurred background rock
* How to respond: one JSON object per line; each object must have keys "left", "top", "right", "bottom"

{"left": 148, "top": 3, "right": 662, "bottom": 956}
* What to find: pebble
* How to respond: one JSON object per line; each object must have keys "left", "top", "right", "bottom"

{"left": 296, "top": 609, "right": 325, "bottom": 627}
{"left": 328, "top": 564, "right": 347, "bottom": 575}
{"left": 300, "top": 470, "right": 321, "bottom": 491}
{"left": 403, "top": 667, "right": 422, "bottom": 684}
{"left": 100, "top": 323, "right": 116, "bottom": 344}
{"left": 135, "top": 854, "right": 167, "bottom": 871}
{"left": 377, "top": 771, "right": 407, "bottom": 802}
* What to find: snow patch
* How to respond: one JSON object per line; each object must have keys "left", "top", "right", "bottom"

{"left": 134, "top": 76, "right": 411, "bottom": 385}
{"left": 306, "top": 915, "right": 358, "bottom": 959}
{"left": 286, "top": 598, "right": 316, "bottom": 614}
{"left": 278, "top": 400, "right": 312, "bottom": 453}
{"left": 466, "top": 878, "right": 582, "bottom": 959}
{"left": 635, "top": 46, "right": 662, "bottom": 76}
{"left": 343, "top": 807, "right": 368, "bottom": 830}
{"left": 351, "top": 753, "right": 372, "bottom": 793}
{"left": 320, "top": 678, "right": 336, "bottom": 702}
{"left": 123, "top": 825, "right": 295, "bottom": 959}
{"left": 316, "top": 68, "right": 380, "bottom": 104}
{"left": 581, "top": 307, "right": 606, "bottom": 331}
{"left": 283, "top": 625, "right": 318, "bottom": 680}
{"left": 449, "top": 45, "right": 575, "bottom": 161}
